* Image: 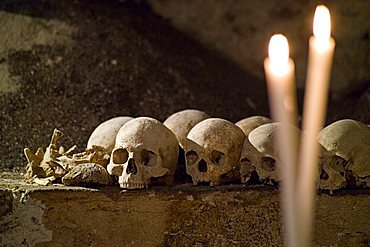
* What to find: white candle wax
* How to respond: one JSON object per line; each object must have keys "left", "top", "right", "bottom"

{"left": 264, "top": 34, "right": 299, "bottom": 247}
{"left": 297, "top": 5, "right": 335, "bottom": 247}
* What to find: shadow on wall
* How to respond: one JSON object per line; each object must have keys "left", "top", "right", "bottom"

{"left": 147, "top": 0, "right": 370, "bottom": 124}
{"left": 148, "top": 0, "right": 370, "bottom": 97}
{"left": 0, "top": 0, "right": 268, "bottom": 170}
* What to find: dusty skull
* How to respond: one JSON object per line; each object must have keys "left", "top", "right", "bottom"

{"left": 236, "top": 116, "right": 272, "bottom": 136}
{"left": 164, "top": 109, "right": 210, "bottom": 183}
{"left": 185, "top": 118, "right": 245, "bottom": 186}
{"left": 248, "top": 123, "right": 301, "bottom": 184}
{"left": 87, "top": 116, "right": 133, "bottom": 154}
{"left": 107, "top": 117, "right": 179, "bottom": 189}
{"left": 164, "top": 109, "right": 210, "bottom": 148}
{"left": 318, "top": 119, "right": 370, "bottom": 188}
{"left": 317, "top": 148, "right": 347, "bottom": 190}
{"left": 235, "top": 116, "right": 272, "bottom": 183}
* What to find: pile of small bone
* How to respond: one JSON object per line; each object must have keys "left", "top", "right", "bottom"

{"left": 24, "top": 129, "right": 111, "bottom": 186}
{"left": 24, "top": 109, "right": 370, "bottom": 191}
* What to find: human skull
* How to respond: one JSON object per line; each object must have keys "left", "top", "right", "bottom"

{"left": 248, "top": 123, "right": 301, "bottom": 184}
{"left": 318, "top": 119, "right": 370, "bottom": 188}
{"left": 317, "top": 148, "right": 347, "bottom": 190}
{"left": 236, "top": 116, "right": 272, "bottom": 136}
{"left": 185, "top": 118, "right": 245, "bottom": 186}
{"left": 235, "top": 116, "right": 272, "bottom": 183}
{"left": 164, "top": 109, "right": 210, "bottom": 183}
{"left": 87, "top": 116, "right": 133, "bottom": 154}
{"left": 107, "top": 117, "right": 179, "bottom": 189}
{"left": 164, "top": 109, "right": 210, "bottom": 148}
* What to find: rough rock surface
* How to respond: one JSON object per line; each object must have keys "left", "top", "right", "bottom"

{"left": 0, "top": 1, "right": 268, "bottom": 171}
{"left": 148, "top": 0, "right": 370, "bottom": 97}
{"left": 0, "top": 173, "right": 369, "bottom": 246}
{"left": 61, "top": 163, "right": 111, "bottom": 186}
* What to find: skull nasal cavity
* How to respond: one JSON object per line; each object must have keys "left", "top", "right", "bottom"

{"left": 126, "top": 159, "right": 138, "bottom": 175}
{"left": 198, "top": 159, "right": 207, "bottom": 172}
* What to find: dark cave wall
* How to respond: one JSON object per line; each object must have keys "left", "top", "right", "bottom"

{"left": 148, "top": 0, "right": 370, "bottom": 97}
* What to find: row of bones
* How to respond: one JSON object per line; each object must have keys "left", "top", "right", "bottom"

{"left": 88, "top": 109, "right": 370, "bottom": 190}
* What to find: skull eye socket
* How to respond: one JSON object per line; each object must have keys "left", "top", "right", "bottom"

{"left": 333, "top": 156, "right": 348, "bottom": 171}
{"left": 261, "top": 157, "right": 276, "bottom": 172}
{"left": 185, "top": 150, "right": 198, "bottom": 166}
{"left": 141, "top": 149, "right": 156, "bottom": 166}
{"left": 210, "top": 150, "right": 225, "bottom": 166}
{"left": 112, "top": 148, "right": 128, "bottom": 164}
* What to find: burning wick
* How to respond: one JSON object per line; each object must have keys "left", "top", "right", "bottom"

{"left": 268, "top": 34, "right": 290, "bottom": 76}
{"left": 313, "top": 5, "right": 331, "bottom": 52}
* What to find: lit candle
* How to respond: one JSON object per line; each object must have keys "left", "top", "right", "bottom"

{"left": 264, "top": 34, "right": 299, "bottom": 247}
{"left": 264, "top": 35, "right": 298, "bottom": 127}
{"left": 297, "top": 5, "right": 335, "bottom": 246}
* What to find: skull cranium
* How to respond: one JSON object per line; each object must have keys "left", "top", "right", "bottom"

{"left": 248, "top": 123, "right": 300, "bottom": 184}
{"left": 164, "top": 109, "right": 210, "bottom": 183}
{"left": 235, "top": 116, "right": 272, "bottom": 183}
{"left": 107, "top": 117, "right": 179, "bottom": 189}
{"left": 87, "top": 116, "right": 133, "bottom": 154}
{"left": 318, "top": 119, "right": 370, "bottom": 188}
{"left": 164, "top": 109, "right": 210, "bottom": 149}
{"left": 185, "top": 118, "right": 245, "bottom": 186}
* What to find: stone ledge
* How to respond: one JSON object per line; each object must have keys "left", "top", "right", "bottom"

{"left": 1, "top": 172, "right": 369, "bottom": 246}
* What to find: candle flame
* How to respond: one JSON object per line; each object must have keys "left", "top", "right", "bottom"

{"left": 268, "top": 34, "right": 289, "bottom": 75}
{"left": 313, "top": 5, "right": 331, "bottom": 41}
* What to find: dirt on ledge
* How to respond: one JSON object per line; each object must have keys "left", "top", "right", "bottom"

{"left": 1, "top": 171, "right": 369, "bottom": 246}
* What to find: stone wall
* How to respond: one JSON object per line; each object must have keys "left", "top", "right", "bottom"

{"left": 0, "top": 0, "right": 269, "bottom": 170}
{"left": 1, "top": 173, "right": 369, "bottom": 246}
{"left": 148, "top": 0, "right": 370, "bottom": 97}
